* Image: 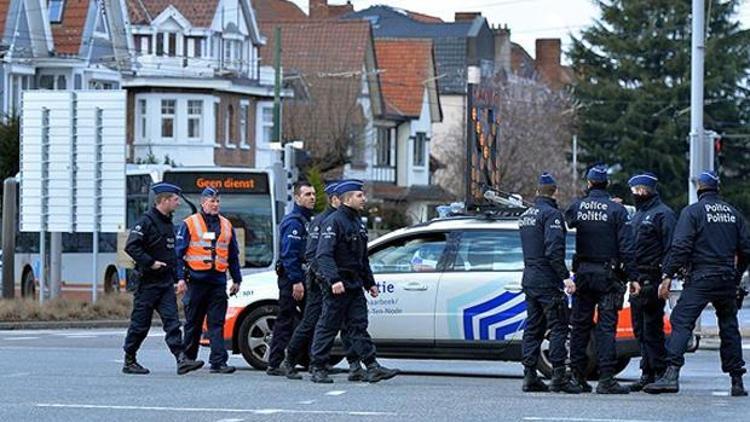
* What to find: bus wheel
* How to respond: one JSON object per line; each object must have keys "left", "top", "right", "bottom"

{"left": 21, "top": 269, "right": 35, "bottom": 298}
{"left": 104, "top": 268, "right": 120, "bottom": 294}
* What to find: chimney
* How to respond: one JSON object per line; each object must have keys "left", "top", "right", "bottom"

{"left": 454, "top": 12, "right": 481, "bottom": 22}
{"left": 535, "top": 38, "right": 562, "bottom": 89}
{"left": 493, "top": 24, "right": 512, "bottom": 76}
{"left": 309, "top": 0, "right": 328, "bottom": 19}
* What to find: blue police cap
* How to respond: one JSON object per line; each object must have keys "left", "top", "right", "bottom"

{"left": 628, "top": 172, "right": 658, "bottom": 189}
{"left": 201, "top": 187, "right": 219, "bottom": 198}
{"left": 538, "top": 172, "right": 556, "bottom": 186}
{"left": 151, "top": 182, "right": 181, "bottom": 195}
{"left": 586, "top": 165, "right": 609, "bottom": 183}
{"left": 324, "top": 181, "right": 340, "bottom": 196}
{"left": 698, "top": 170, "right": 720, "bottom": 188}
{"left": 335, "top": 179, "right": 365, "bottom": 196}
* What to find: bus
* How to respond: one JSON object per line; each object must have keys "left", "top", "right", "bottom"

{"left": 9, "top": 165, "right": 279, "bottom": 300}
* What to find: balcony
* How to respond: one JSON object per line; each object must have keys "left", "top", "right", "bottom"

{"left": 372, "top": 164, "right": 396, "bottom": 184}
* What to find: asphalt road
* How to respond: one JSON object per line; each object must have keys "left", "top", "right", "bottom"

{"left": 0, "top": 328, "right": 749, "bottom": 422}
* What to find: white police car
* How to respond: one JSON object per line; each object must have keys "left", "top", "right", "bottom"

{"left": 221, "top": 213, "right": 694, "bottom": 378}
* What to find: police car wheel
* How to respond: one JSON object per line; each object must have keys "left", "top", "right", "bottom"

{"left": 238, "top": 304, "right": 279, "bottom": 370}
{"left": 537, "top": 338, "right": 554, "bottom": 379}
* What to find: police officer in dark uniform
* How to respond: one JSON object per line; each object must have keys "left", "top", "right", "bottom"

{"left": 519, "top": 172, "right": 581, "bottom": 394}
{"left": 565, "top": 165, "right": 637, "bottom": 394}
{"left": 645, "top": 170, "right": 750, "bottom": 396}
{"left": 267, "top": 181, "right": 316, "bottom": 375}
{"left": 176, "top": 187, "right": 243, "bottom": 374}
{"left": 309, "top": 180, "right": 398, "bottom": 384}
{"left": 280, "top": 182, "right": 366, "bottom": 382}
{"left": 122, "top": 182, "right": 204, "bottom": 375}
{"left": 626, "top": 172, "right": 676, "bottom": 392}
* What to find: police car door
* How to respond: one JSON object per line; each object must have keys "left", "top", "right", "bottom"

{"left": 434, "top": 229, "right": 527, "bottom": 346}
{"left": 367, "top": 232, "right": 449, "bottom": 341}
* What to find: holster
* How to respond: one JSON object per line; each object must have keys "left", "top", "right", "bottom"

{"left": 275, "top": 261, "right": 285, "bottom": 277}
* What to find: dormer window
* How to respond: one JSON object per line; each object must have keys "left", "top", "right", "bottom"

{"left": 48, "top": 0, "right": 65, "bottom": 23}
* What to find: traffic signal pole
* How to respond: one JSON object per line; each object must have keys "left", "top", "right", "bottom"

{"left": 689, "top": 0, "right": 711, "bottom": 204}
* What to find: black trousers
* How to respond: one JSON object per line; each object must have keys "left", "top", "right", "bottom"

{"left": 522, "top": 288, "right": 569, "bottom": 369}
{"left": 570, "top": 272, "right": 624, "bottom": 378}
{"left": 182, "top": 282, "right": 229, "bottom": 367}
{"left": 667, "top": 281, "right": 745, "bottom": 375}
{"left": 123, "top": 282, "right": 184, "bottom": 357}
{"left": 268, "top": 279, "right": 304, "bottom": 368}
{"left": 310, "top": 287, "right": 375, "bottom": 369}
{"left": 629, "top": 278, "right": 666, "bottom": 375}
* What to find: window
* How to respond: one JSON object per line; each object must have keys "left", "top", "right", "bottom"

{"left": 74, "top": 74, "right": 82, "bottom": 89}
{"left": 186, "top": 37, "right": 203, "bottom": 58}
{"left": 369, "top": 233, "right": 448, "bottom": 274}
{"left": 376, "top": 127, "right": 391, "bottom": 166}
{"left": 261, "top": 105, "right": 274, "bottom": 144}
{"left": 56, "top": 75, "right": 66, "bottom": 90}
{"left": 156, "top": 33, "right": 164, "bottom": 56}
{"left": 225, "top": 105, "right": 234, "bottom": 145}
{"left": 138, "top": 99, "right": 147, "bottom": 139}
{"left": 39, "top": 75, "right": 54, "bottom": 89}
{"left": 48, "top": 0, "right": 65, "bottom": 23}
{"left": 187, "top": 100, "right": 202, "bottom": 139}
{"left": 234, "top": 41, "right": 242, "bottom": 66}
{"left": 161, "top": 99, "right": 175, "bottom": 138}
{"left": 224, "top": 40, "right": 232, "bottom": 66}
{"left": 168, "top": 33, "right": 176, "bottom": 56}
{"left": 135, "top": 35, "right": 151, "bottom": 54}
{"left": 214, "top": 102, "right": 220, "bottom": 144}
{"left": 239, "top": 103, "right": 248, "bottom": 146}
{"left": 450, "top": 231, "right": 524, "bottom": 272}
{"left": 413, "top": 132, "right": 426, "bottom": 167}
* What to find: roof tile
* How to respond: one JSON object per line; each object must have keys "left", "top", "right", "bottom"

{"left": 126, "top": 0, "right": 220, "bottom": 27}
{"left": 374, "top": 38, "right": 433, "bottom": 118}
{"left": 51, "top": 0, "right": 89, "bottom": 55}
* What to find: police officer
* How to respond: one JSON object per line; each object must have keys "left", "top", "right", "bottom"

{"left": 519, "top": 172, "right": 580, "bottom": 394}
{"left": 309, "top": 180, "right": 398, "bottom": 383}
{"left": 280, "top": 182, "right": 366, "bottom": 381}
{"left": 626, "top": 172, "right": 676, "bottom": 392}
{"left": 122, "top": 182, "right": 203, "bottom": 375}
{"left": 267, "top": 181, "right": 316, "bottom": 375}
{"left": 565, "top": 165, "right": 637, "bottom": 394}
{"left": 645, "top": 171, "right": 750, "bottom": 396}
{"left": 176, "top": 187, "right": 243, "bottom": 374}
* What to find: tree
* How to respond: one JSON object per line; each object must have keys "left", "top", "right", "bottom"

{"left": 0, "top": 115, "right": 20, "bottom": 220}
{"left": 568, "top": 0, "right": 750, "bottom": 212}
{"left": 305, "top": 166, "right": 327, "bottom": 213}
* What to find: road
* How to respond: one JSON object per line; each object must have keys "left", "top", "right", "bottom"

{"left": 0, "top": 328, "right": 748, "bottom": 422}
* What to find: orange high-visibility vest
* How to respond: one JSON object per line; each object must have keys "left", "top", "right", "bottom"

{"left": 184, "top": 213, "right": 233, "bottom": 272}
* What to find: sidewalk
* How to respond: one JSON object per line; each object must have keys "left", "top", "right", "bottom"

{"left": 0, "top": 319, "right": 160, "bottom": 330}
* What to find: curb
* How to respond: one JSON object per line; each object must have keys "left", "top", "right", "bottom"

{"left": 0, "top": 319, "right": 162, "bottom": 330}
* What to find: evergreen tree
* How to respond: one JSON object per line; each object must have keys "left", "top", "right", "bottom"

{"left": 568, "top": 0, "right": 750, "bottom": 213}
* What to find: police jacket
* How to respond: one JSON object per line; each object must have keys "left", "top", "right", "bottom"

{"left": 175, "top": 212, "right": 243, "bottom": 286}
{"left": 305, "top": 206, "right": 337, "bottom": 277}
{"left": 665, "top": 191, "right": 750, "bottom": 288}
{"left": 278, "top": 204, "right": 313, "bottom": 287}
{"left": 315, "top": 204, "right": 375, "bottom": 290}
{"left": 631, "top": 195, "right": 676, "bottom": 278}
{"left": 519, "top": 196, "right": 570, "bottom": 290}
{"left": 124, "top": 207, "right": 178, "bottom": 285}
{"left": 565, "top": 188, "right": 637, "bottom": 280}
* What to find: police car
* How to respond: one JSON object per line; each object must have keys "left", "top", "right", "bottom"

{"left": 221, "top": 211, "right": 697, "bottom": 378}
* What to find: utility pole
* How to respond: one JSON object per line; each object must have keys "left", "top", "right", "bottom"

{"left": 689, "top": 0, "right": 710, "bottom": 204}
{"left": 273, "top": 27, "right": 282, "bottom": 144}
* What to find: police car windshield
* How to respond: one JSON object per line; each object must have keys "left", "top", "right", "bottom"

{"left": 173, "top": 193, "right": 274, "bottom": 268}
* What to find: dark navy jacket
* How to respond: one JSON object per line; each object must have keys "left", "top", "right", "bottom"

{"left": 124, "top": 207, "right": 178, "bottom": 285}
{"left": 631, "top": 195, "right": 676, "bottom": 279}
{"left": 519, "top": 196, "right": 569, "bottom": 290}
{"left": 174, "top": 212, "right": 243, "bottom": 285}
{"left": 666, "top": 191, "right": 750, "bottom": 290}
{"left": 315, "top": 205, "right": 375, "bottom": 290}
{"left": 565, "top": 188, "right": 637, "bottom": 280}
{"left": 278, "top": 204, "right": 313, "bottom": 287}
{"left": 305, "top": 206, "right": 337, "bottom": 277}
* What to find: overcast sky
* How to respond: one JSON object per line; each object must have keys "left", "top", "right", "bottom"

{"left": 288, "top": 0, "right": 750, "bottom": 61}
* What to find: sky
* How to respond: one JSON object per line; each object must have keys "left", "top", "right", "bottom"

{"left": 287, "top": 0, "right": 750, "bottom": 61}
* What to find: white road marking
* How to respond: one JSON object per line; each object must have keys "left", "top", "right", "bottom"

{"left": 1, "top": 372, "right": 31, "bottom": 378}
{"left": 712, "top": 391, "right": 730, "bottom": 397}
{"left": 298, "top": 400, "right": 316, "bottom": 405}
{"left": 64, "top": 335, "right": 97, "bottom": 339}
{"left": 112, "top": 360, "right": 124, "bottom": 364}
{"left": 325, "top": 390, "right": 346, "bottom": 396}
{"left": 216, "top": 419, "right": 244, "bottom": 422}
{"left": 524, "top": 418, "right": 665, "bottom": 422}
{"left": 3, "top": 337, "right": 39, "bottom": 341}
{"left": 35, "top": 403, "right": 396, "bottom": 417}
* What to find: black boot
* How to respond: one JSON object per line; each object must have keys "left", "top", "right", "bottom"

{"left": 643, "top": 365, "right": 680, "bottom": 394}
{"left": 731, "top": 374, "right": 748, "bottom": 397}
{"left": 596, "top": 375, "right": 630, "bottom": 394}
{"left": 522, "top": 367, "right": 548, "bottom": 392}
{"left": 364, "top": 361, "right": 399, "bottom": 383}
{"left": 209, "top": 364, "right": 236, "bottom": 374}
{"left": 549, "top": 367, "right": 582, "bottom": 394}
{"left": 347, "top": 360, "right": 366, "bottom": 382}
{"left": 570, "top": 369, "right": 593, "bottom": 393}
{"left": 176, "top": 352, "right": 204, "bottom": 375}
{"left": 281, "top": 358, "right": 302, "bottom": 380}
{"left": 310, "top": 367, "right": 333, "bottom": 384}
{"left": 629, "top": 371, "right": 655, "bottom": 392}
{"left": 122, "top": 354, "right": 150, "bottom": 375}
